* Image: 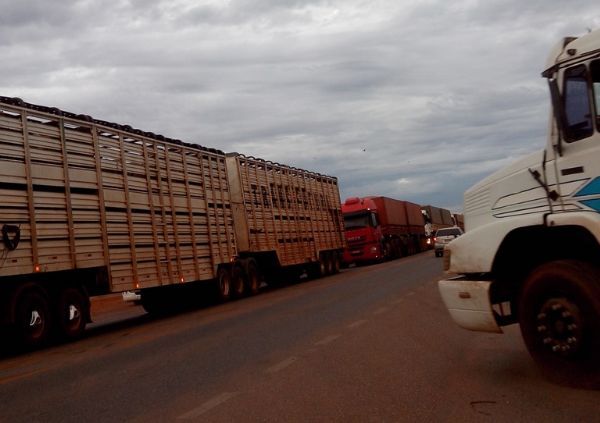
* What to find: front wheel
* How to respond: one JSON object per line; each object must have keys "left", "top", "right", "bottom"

{"left": 519, "top": 260, "right": 600, "bottom": 388}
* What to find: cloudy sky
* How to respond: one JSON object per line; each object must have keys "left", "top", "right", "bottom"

{"left": 1, "top": 1, "right": 598, "bottom": 210}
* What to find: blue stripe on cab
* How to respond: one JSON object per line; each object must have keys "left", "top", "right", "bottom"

{"left": 574, "top": 177, "right": 600, "bottom": 197}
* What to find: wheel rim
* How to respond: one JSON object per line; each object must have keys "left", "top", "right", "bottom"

{"left": 535, "top": 297, "right": 584, "bottom": 357}
{"left": 26, "top": 308, "right": 45, "bottom": 339}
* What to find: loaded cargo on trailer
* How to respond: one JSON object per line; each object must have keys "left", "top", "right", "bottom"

{"left": 438, "top": 30, "right": 600, "bottom": 387}
{"left": 0, "top": 97, "right": 345, "bottom": 348}
{"left": 420, "top": 204, "right": 454, "bottom": 248}
{"left": 342, "top": 196, "right": 426, "bottom": 265}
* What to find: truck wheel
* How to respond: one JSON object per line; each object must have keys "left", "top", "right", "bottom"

{"left": 318, "top": 255, "right": 328, "bottom": 277}
{"left": 231, "top": 264, "right": 246, "bottom": 298}
{"left": 56, "top": 287, "right": 88, "bottom": 340}
{"left": 332, "top": 253, "right": 341, "bottom": 274}
{"left": 325, "top": 252, "right": 335, "bottom": 275}
{"left": 216, "top": 267, "right": 232, "bottom": 301}
{"left": 519, "top": 260, "right": 600, "bottom": 388}
{"left": 15, "top": 289, "right": 52, "bottom": 348}
{"left": 244, "top": 260, "right": 261, "bottom": 296}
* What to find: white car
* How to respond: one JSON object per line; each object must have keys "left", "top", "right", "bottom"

{"left": 434, "top": 227, "right": 463, "bottom": 257}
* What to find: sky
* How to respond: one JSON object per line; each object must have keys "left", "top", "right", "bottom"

{"left": 1, "top": 1, "right": 598, "bottom": 211}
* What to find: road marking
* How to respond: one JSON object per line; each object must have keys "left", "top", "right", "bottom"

{"left": 347, "top": 319, "right": 368, "bottom": 329}
{"left": 373, "top": 307, "right": 388, "bottom": 315}
{"left": 407, "top": 291, "right": 415, "bottom": 296}
{"left": 314, "top": 334, "right": 341, "bottom": 346}
{"left": 391, "top": 298, "right": 404, "bottom": 305}
{"left": 178, "top": 392, "right": 238, "bottom": 419}
{"left": 266, "top": 356, "right": 298, "bottom": 373}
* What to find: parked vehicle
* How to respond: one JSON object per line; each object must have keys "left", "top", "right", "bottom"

{"left": 421, "top": 205, "right": 454, "bottom": 248}
{"left": 342, "top": 196, "right": 425, "bottom": 265}
{"left": 0, "top": 97, "right": 345, "bottom": 348}
{"left": 433, "top": 227, "right": 463, "bottom": 257}
{"left": 438, "top": 30, "right": 600, "bottom": 387}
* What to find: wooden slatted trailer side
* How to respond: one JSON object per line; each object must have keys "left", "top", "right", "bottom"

{"left": 0, "top": 98, "right": 236, "bottom": 347}
{"left": 225, "top": 153, "right": 345, "bottom": 288}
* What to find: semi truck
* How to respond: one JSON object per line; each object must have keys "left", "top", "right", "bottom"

{"left": 452, "top": 213, "right": 464, "bottom": 231}
{"left": 438, "top": 30, "right": 600, "bottom": 387}
{"left": 342, "top": 196, "right": 425, "bottom": 264}
{"left": 0, "top": 96, "right": 345, "bottom": 348}
{"left": 421, "top": 205, "right": 454, "bottom": 247}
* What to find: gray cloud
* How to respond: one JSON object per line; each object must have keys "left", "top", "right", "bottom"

{"left": 0, "top": 0, "right": 598, "bottom": 210}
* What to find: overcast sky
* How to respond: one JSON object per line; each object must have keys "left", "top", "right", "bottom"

{"left": 1, "top": 1, "right": 598, "bottom": 210}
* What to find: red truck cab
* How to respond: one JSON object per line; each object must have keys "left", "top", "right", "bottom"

{"left": 342, "top": 197, "right": 384, "bottom": 263}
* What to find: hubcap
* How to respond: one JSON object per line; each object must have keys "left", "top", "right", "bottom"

{"left": 536, "top": 298, "right": 583, "bottom": 357}
{"left": 69, "top": 304, "right": 80, "bottom": 321}
{"left": 29, "top": 310, "right": 42, "bottom": 327}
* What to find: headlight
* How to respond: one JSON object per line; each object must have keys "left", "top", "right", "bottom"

{"left": 370, "top": 246, "right": 378, "bottom": 253}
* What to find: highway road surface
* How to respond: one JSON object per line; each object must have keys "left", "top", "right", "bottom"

{"left": 0, "top": 252, "right": 598, "bottom": 422}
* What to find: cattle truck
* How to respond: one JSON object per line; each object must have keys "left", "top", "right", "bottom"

{"left": 342, "top": 196, "right": 425, "bottom": 265}
{"left": 438, "top": 30, "right": 600, "bottom": 387}
{"left": 0, "top": 96, "right": 345, "bottom": 348}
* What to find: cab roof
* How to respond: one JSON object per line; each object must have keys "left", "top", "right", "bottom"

{"left": 543, "top": 29, "right": 600, "bottom": 78}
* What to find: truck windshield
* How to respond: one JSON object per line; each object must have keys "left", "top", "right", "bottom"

{"left": 343, "top": 213, "right": 372, "bottom": 230}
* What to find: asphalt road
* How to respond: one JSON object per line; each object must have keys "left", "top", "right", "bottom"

{"left": 0, "top": 252, "right": 598, "bottom": 422}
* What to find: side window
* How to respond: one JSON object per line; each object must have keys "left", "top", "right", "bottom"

{"left": 591, "top": 60, "right": 600, "bottom": 130}
{"left": 370, "top": 213, "right": 379, "bottom": 227}
{"left": 563, "top": 65, "right": 593, "bottom": 142}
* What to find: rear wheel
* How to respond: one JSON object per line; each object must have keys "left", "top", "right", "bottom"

{"left": 519, "top": 260, "right": 600, "bottom": 388}
{"left": 332, "top": 253, "right": 341, "bottom": 274}
{"left": 244, "top": 260, "right": 261, "bottom": 295}
{"left": 15, "top": 289, "right": 52, "bottom": 348}
{"left": 231, "top": 265, "right": 246, "bottom": 298}
{"left": 56, "top": 287, "right": 87, "bottom": 340}
{"left": 325, "top": 252, "right": 335, "bottom": 275}
{"left": 215, "top": 267, "right": 232, "bottom": 301}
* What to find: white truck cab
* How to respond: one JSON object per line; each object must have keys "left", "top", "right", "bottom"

{"left": 438, "top": 30, "right": 600, "bottom": 388}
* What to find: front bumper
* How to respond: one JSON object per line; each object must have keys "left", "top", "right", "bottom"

{"left": 438, "top": 277, "right": 502, "bottom": 333}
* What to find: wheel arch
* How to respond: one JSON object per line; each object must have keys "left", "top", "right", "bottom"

{"left": 490, "top": 224, "right": 600, "bottom": 319}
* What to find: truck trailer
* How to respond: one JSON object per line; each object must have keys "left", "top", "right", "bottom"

{"left": 0, "top": 97, "right": 345, "bottom": 348}
{"left": 342, "top": 196, "right": 425, "bottom": 264}
{"left": 438, "top": 30, "right": 600, "bottom": 387}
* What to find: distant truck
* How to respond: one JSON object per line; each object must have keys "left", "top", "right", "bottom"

{"left": 438, "top": 30, "right": 600, "bottom": 387}
{"left": 452, "top": 213, "right": 465, "bottom": 231}
{"left": 421, "top": 205, "right": 454, "bottom": 247}
{"left": 342, "top": 196, "right": 425, "bottom": 264}
{"left": 0, "top": 97, "right": 345, "bottom": 348}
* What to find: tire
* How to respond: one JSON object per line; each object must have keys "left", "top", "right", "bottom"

{"left": 56, "top": 287, "right": 88, "bottom": 340}
{"left": 215, "top": 267, "right": 232, "bottom": 302}
{"left": 325, "top": 252, "right": 335, "bottom": 275}
{"left": 519, "top": 260, "right": 600, "bottom": 388}
{"left": 332, "top": 253, "right": 341, "bottom": 274}
{"left": 15, "top": 289, "right": 52, "bottom": 348}
{"left": 318, "top": 255, "right": 327, "bottom": 277}
{"left": 231, "top": 264, "right": 246, "bottom": 298}
{"left": 244, "top": 260, "right": 261, "bottom": 296}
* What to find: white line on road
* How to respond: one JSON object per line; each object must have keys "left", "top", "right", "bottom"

{"left": 373, "top": 307, "right": 388, "bottom": 315}
{"left": 391, "top": 298, "right": 404, "bottom": 304}
{"left": 407, "top": 291, "right": 415, "bottom": 296}
{"left": 314, "top": 334, "right": 341, "bottom": 346}
{"left": 347, "top": 319, "right": 368, "bottom": 329}
{"left": 178, "top": 392, "right": 238, "bottom": 419}
{"left": 266, "top": 356, "right": 298, "bottom": 374}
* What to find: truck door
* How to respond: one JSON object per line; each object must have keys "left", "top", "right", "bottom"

{"left": 552, "top": 60, "right": 600, "bottom": 213}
